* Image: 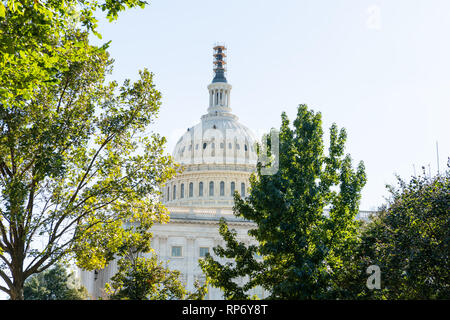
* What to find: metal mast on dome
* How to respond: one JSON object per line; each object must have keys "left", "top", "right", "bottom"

{"left": 212, "top": 45, "right": 227, "bottom": 83}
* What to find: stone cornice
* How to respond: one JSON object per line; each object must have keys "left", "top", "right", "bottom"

{"left": 167, "top": 212, "right": 255, "bottom": 226}
{"left": 180, "top": 163, "right": 255, "bottom": 173}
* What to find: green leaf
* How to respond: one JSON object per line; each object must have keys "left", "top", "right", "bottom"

{"left": 0, "top": 2, "right": 5, "bottom": 18}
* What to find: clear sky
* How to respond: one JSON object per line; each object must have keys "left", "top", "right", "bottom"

{"left": 91, "top": 0, "right": 450, "bottom": 210}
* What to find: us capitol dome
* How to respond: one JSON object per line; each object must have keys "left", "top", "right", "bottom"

{"left": 164, "top": 45, "right": 258, "bottom": 209}
{"left": 80, "top": 46, "right": 266, "bottom": 299}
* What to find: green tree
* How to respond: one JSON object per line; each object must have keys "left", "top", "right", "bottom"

{"left": 0, "top": 1, "right": 179, "bottom": 299}
{"left": 340, "top": 168, "right": 450, "bottom": 299}
{"left": 0, "top": 0, "right": 148, "bottom": 109}
{"left": 105, "top": 253, "right": 208, "bottom": 300}
{"left": 200, "top": 105, "right": 367, "bottom": 299}
{"left": 24, "top": 263, "right": 89, "bottom": 300}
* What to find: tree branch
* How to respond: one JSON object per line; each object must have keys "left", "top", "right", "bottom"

{"left": 0, "top": 284, "right": 10, "bottom": 296}
{"left": 56, "top": 75, "right": 71, "bottom": 113}
{"left": 0, "top": 268, "right": 13, "bottom": 291}
{"left": 67, "top": 133, "right": 116, "bottom": 207}
{"left": 0, "top": 218, "right": 12, "bottom": 252}
{"left": 0, "top": 161, "right": 12, "bottom": 178}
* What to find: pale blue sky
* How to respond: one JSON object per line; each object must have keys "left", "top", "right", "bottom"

{"left": 91, "top": 0, "right": 450, "bottom": 210}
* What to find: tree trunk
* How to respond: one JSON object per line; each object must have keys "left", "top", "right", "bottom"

{"left": 10, "top": 249, "right": 25, "bottom": 300}
{"left": 10, "top": 283, "right": 24, "bottom": 300}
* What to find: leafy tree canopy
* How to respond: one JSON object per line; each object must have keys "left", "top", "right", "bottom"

{"left": 339, "top": 167, "right": 450, "bottom": 299}
{"left": 24, "top": 262, "right": 89, "bottom": 300}
{"left": 1, "top": 0, "right": 148, "bottom": 107}
{"left": 105, "top": 253, "right": 208, "bottom": 300}
{"left": 200, "top": 105, "right": 367, "bottom": 299}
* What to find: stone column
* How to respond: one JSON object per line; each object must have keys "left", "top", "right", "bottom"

{"left": 159, "top": 235, "right": 168, "bottom": 261}
{"left": 186, "top": 236, "right": 196, "bottom": 291}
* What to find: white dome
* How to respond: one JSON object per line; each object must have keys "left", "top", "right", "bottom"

{"left": 163, "top": 58, "right": 257, "bottom": 208}
{"left": 173, "top": 112, "right": 258, "bottom": 166}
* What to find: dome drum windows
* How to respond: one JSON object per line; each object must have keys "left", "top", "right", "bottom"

{"left": 166, "top": 180, "right": 246, "bottom": 200}
{"left": 166, "top": 180, "right": 244, "bottom": 200}
{"left": 189, "top": 182, "right": 193, "bottom": 197}
{"left": 209, "top": 181, "right": 214, "bottom": 197}
{"left": 220, "top": 181, "right": 225, "bottom": 196}
{"left": 168, "top": 179, "right": 247, "bottom": 201}
{"left": 199, "top": 182, "right": 204, "bottom": 197}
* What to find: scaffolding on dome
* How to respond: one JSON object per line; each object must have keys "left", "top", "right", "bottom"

{"left": 212, "top": 44, "right": 227, "bottom": 83}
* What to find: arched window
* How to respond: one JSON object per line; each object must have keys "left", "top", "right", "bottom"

{"left": 241, "top": 183, "right": 245, "bottom": 197}
{"left": 220, "top": 181, "right": 225, "bottom": 196}
{"left": 230, "top": 182, "right": 235, "bottom": 196}
{"left": 167, "top": 187, "right": 170, "bottom": 201}
{"left": 173, "top": 185, "right": 176, "bottom": 200}
{"left": 209, "top": 181, "right": 214, "bottom": 196}
{"left": 199, "top": 182, "right": 203, "bottom": 197}
{"left": 180, "top": 183, "right": 184, "bottom": 198}
{"left": 189, "top": 182, "right": 193, "bottom": 197}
